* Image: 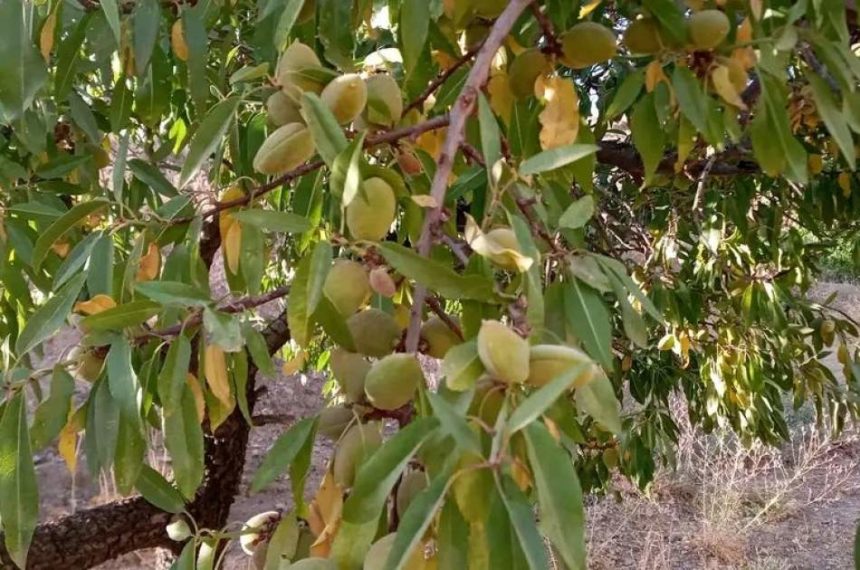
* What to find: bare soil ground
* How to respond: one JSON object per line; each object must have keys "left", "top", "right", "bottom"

{"left": 28, "top": 281, "right": 860, "bottom": 569}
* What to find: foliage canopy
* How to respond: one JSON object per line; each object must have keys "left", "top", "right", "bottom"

{"left": 0, "top": 0, "right": 859, "bottom": 568}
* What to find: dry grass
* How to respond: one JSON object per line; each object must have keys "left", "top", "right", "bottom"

{"left": 587, "top": 399, "right": 860, "bottom": 569}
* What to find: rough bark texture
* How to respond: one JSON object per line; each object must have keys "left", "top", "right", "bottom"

{"left": 0, "top": 303, "right": 292, "bottom": 570}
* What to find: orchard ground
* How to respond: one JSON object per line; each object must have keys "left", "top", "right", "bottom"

{"left": 30, "top": 281, "right": 860, "bottom": 570}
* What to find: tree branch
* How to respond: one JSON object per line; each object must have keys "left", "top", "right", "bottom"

{"left": 403, "top": 46, "right": 482, "bottom": 115}
{"left": 404, "top": 0, "right": 535, "bottom": 353}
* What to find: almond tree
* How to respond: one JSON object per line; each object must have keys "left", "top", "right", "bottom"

{"left": 0, "top": 0, "right": 858, "bottom": 568}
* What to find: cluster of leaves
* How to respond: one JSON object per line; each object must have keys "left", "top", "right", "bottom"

{"left": 0, "top": 0, "right": 859, "bottom": 568}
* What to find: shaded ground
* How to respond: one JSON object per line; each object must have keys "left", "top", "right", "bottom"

{"left": 26, "top": 281, "right": 860, "bottom": 569}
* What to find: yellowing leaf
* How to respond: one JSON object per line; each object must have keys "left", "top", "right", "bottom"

{"left": 136, "top": 243, "right": 161, "bottom": 282}
{"left": 58, "top": 407, "right": 85, "bottom": 475}
{"left": 731, "top": 46, "right": 757, "bottom": 70}
{"left": 416, "top": 127, "right": 446, "bottom": 160}
{"left": 223, "top": 220, "right": 242, "bottom": 274}
{"left": 535, "top": 75, "right": 580, "bottom": 150}
{"left": 281, "top": 350, "right": 307, "bottom": 375}
{"left": 838, "top": 172, "right": 852, "bottom": 197}
{"left": 50, "top": 240, "right": 70, "bottom": 258}
{"left": 711, "top": 65, "right": 747, "bottom": 109}
{"left": 40, "top": 9, "right": 57, "bottom": 61}
{"left": 204, "top": 344, "right": 232, "bottom": 407}
{"left": 464, "top": 215, "right": 534, "bottom": 273}
{"left": 218, "top": 187, "right": 244, "bottom": 238}
{"left": 411, "top": 194, "right": 438, "bottom": 208}
{"left": 308, "top": 470, "right": 343, "bottom": 557}
{"left": 645, "top": 60, "right": 670, "bottom": 93}
{"left": 808, "top": 154, "right": 824, "bottom": 175}
{"left": 487, "top": 72, "right": 514, "bottom": 125}
{"left": 186, "top": 373, "right": 206, "bottom": 423}
{"left": 737, "top": 18, "right": 752, "bottom": 43}
{"left": 74, "top": 294, "right": 117, "bottom": 316}
{"left": 579, "top": 0, "right": 602, "bottom": 17}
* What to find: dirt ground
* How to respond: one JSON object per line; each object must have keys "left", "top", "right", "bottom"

{"left": 27, "top": 281, "right": 860, "bottom": 569}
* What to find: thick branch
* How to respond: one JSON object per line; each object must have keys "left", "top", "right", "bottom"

{"left": 405, "top": 0, "right": 534, "bottom": 353}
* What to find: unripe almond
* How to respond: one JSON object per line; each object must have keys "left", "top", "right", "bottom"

{"left": 364, "top": 74, "right": 403, "bottom": 125}
{"left": 166, "top": 518, "right": 192, "bottom": 542}
{"left": 330, "top": 348, "right": 371, "bottom": 403}
{"left": 276, "top": 41, "right": 324, "bottom": 97}
{"left": 624, "top": 18, "right": 663, "bottom": 55}
{"left": 560, "top": 22, "right": 618, "bottom": 69}
{"left": 321, "top": 74, "right": 368, "bottom": 124}
{"left": 240, "top": 511, "right": 280, "bottom": 555}
{"left": 396, "top": 469, "right": 428, "bottom": 519}
{"left": 253, "top": 123, "right": 315, "bottom": 175}
{"left": 333, "top": 421, "right": 382, "bottom": 487}
{"left": 324, "top": 259, "right": 370, "bottom": 316}
{"left": 364, "top": 353, "right": 423, "bottom": 411}
{"left": 476, "top": 320, "right": 529, "bottom": 384}
{"left": 508, "top": 48, "right": 552, "bottom": 100}
{"left": 346, "top": 177, "right": 396, "bottom": 241}
{"left": 318, "top": 406, "right": 355, "bottom": 440}
{"left": 526, "top": 344, "right": 596, "bottom": 388}
{"left": 266, "top": 90, "right": 303, "bottom": 126}
{"left": 347, "top": 309, "right": 402, "bottom": 357}
{"left": 420, "top": 316, "right": 460, "bottom": 359}
{"left": 688, "top": 10, "right": 730, "bottom": 50}
{"left": 369, "top": 267, "right": 397, "bottom": 297}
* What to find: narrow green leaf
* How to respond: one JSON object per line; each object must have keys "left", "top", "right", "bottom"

{"left": 523, "top": 422, "right": 586, "bottom": 570}
{"left": 520, "top": 144, "right": 598, "bottom": 176}
{"left": 273, "top": 0, "right": 307, "bottom": 48}
{"left": 230, "top": 209, "right": 312, "bottom": 233}
{"left": 135, "top": 281, "right": 212, "bottom": 307}
{"left": 478, "top": 93, "right": 502, "bottom": 181}
{"left": 129, "top": 158, "right": 178, "bottom": 197}
{"left": 442, "top": 339, "right": 484, "bottom": 391}
{"left": 400, "top": 0, "right": 430, "bottom": 76}
{"left": 641, "top": 0, "right": 687, "bottom": 44}
{"left": 301, "top": 93, "right": 347, "bottom": 167}
{"left": 495, "top": 475, "right": 550, "bottom": 570}
{"left": 107, "top": 338, "right": 140, "bottom": 419}
{"left": 174, "top": 541, "right": 196, "bottom": 570}
{"left": 379, "top": 242, "right": 496, "bottom": 301}
{"left": 135, "top": 464, "right": 186, "bottom": 513}
{"left": 605, "top": 71, "right": 644, "bottom": 119}
{"left": 574, "top": 371, "right": 621, "bottom": 434}
{"left": 343, "top": 417, "right": 438, "bottom": 524}
{"left": 30, "top": 366, "right": 75, "bottom": 450}
{"left": 184, "top": 8, "right": 209, "bottom": 112}
{"left": 288, "top": 240, "right": 332, "bottom": 347}
{"left": 133, "top": 0, "right": 160, "bottom": 76}
{"left": 114, "top": 412, "right": 145, "bottom": 494}
{"left": 32, "top": 199, "right": 109, "bottom": 270}
{"left": 312, "top": 295, "right": 356, "bottom": 352}
{"left": 807, "top": 73, "right": 856, "bottom": 169}
{"left": 81, "top": 300, "right": 162, "bottom": 332}
{"left": 564, "top": 280, "right": 613, "bottom": 369}
{"left": 0, "top": 0, "right": 48, "bottom": 122}
{"left": 330, "top": 133, "right": 366, "bottom": 205}
{"left": 157, "top": 334, "right": 192, "bottom": 415}
{"left": 507, "top": 363, "right": 590, "bottom": 434}
{"left": 317, "top": 0, "right": 354, "bottom": 68}
{"left": 16, "top": 273, "right": 86, "bottom": 355}
{"left": 163, "top": 385, "right": 205, "bottom": 499}
{"left": 630, "top": 94, "right": 664, "bottom": 184}
{"left": 0, "top": 393, "right": 39, "bottom": 569}
{"left": 384, "top": 469, "right": 453, "bottom": 570}
{"left": 100, "top": 0, "right": 122, "bottom": 46}
{"left": 244, "top": 323, "right": 276, "bottom": 376}
{"left": 427, "top": 392, "right": 481, "bottom": 455}
{"left": 251, "top": 417, "right": 318, "bottom": 492}
{"left": 594, "top": 255, "right": 662, "bottom": 321}
{"left": 558, "top": 195, "right": 595, "bottom": 229}
{"left": 179, "top": 97, "right": 242, "bottom": 187}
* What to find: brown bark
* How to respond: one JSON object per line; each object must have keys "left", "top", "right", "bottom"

{"left": 0, "top": 309, "right": 291, "bottom": 570}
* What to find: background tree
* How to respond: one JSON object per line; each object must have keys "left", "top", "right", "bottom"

{"left": 0, "top": 0, "right": 859, "bottom": 568}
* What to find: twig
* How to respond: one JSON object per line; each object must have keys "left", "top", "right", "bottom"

{"left": 692, "top": 154, "right": 716, "bottom": 218}
{"left": 404, "top": 0, "right": 535, "bottom": 353}
{"left": 440, "top": 234, "right": 471, "bottom": 266}
{"left": 529, "top": 3, "right": 563, "bottom": 56}
{"left": 251, "top": 413, "right": 297, "bottom": 426}
{"left": 135, "top": 285, "right": 290, "bottom": 344}
{"left": 403, "top": 45, "right": 482, "bottom": 114}
{"left": 425, "top": 295, "right": 465, "bottom": 340}
{"left": 183, "top": 115, "right": 453, "bottom": 223}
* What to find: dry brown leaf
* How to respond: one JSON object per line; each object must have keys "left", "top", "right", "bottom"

{"left": 186, "top": 373, "right": 206, "bottom": 423}
{"left": 40, "top": 9, "right": 57, "bottom": 61}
